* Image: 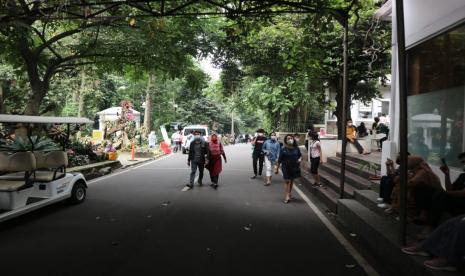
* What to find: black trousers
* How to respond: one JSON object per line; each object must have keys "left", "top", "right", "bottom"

{"left": 428, "top": 190, "right": 465, "bottom": 227}
{"left": 344, "top": 138, "right": 364, "bottom": 154}
{"left": 379, "top": 175, "right": 394, "bottom": 204}
{"left": 379, "top": 136, "right": 388, "bottom": 149}
{"left": 252, "top": 153, "right": 264, "bottom": 176}
{"left": 210, "top": 175, "right": 219, "bottom": 184}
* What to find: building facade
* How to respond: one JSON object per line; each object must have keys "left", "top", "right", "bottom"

{"left": 377, "top": 0, "right": 465, "bottom": 175}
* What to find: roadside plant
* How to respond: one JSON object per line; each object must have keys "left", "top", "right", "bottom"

{"left": 0, "top": 136, "right": 59, "bottom": 152}
{"left": 359, "top": 161, "right": 382, "bottom": 180}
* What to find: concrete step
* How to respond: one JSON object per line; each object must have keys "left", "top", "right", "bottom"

{"left": 318, "top": 169, "right": 355, "bottom": 198}
{"left": 327, "top": 157, "right": 375, "bottom": 179}
{"left": 320, "top": 162, "right": 373, "bottom": 190}
{"left": 336, "top": 152, "right": 381, "bottom": 166}
{"left": 353, "top": 189, "right": 396, "bottom": 219}
{"left": 299, "top": 168, "right": 338, "bottom": 213}
{"left": 337, "top": 199, "right": 459, "bottom": 276}
{"left": 327, "top": 157, "right": 381, "bottom": 191}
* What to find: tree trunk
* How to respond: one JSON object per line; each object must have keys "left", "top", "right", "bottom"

{"left": 24, "top": 80, "right": 48, "bottom": 115}
{"left": 143, "top": 74, "right": 154, "bottom": 135}
{"left": 78, "top": 68, "right": 86, "bottom": 117}
{"left": 16, "top": 30, "right": 49, "bottom": 116}
{"left": 0, "top": 82, "right": 4, "bottom": 114}
{"left": 334, "top": 78, "right": 350, "bottom": 139}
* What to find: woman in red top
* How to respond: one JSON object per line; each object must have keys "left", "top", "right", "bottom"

{"left": 207, "top": 133, "right": 227, "bottom": 189}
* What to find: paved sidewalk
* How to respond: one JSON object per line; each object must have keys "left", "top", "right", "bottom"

{"left": 117, "top": 151, "right": 161, "bottom": 167}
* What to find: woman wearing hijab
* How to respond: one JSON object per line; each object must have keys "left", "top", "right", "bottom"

{"left": 206, "top": 133, "right": 227, "bottom": 189}
{"left": 275, "top": 134, "right": 302, "bottom": 203}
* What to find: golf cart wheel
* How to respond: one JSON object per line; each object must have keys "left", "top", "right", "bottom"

{"left": 68, "top": 181, "right": 86, "bottom": 204}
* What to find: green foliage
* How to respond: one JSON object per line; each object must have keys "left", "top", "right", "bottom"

{"left": 359, "top": 161, "right": 382, "bottom": 176}
{"left": 0, "top": 136, "right": 59, "bottom": 152}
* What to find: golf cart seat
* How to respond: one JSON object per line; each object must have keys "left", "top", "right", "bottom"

{"left": 33, "top": 151, "right": 68, "bottom": 182}
{"left": 0, "top": 152, "right": 36, "bottom": 210}
{"left": 0, "top": 151, "right": 36, "bottom": 191}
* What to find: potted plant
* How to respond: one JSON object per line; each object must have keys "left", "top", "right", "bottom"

{"left": 359, "top": 161, "right": 382, "bottom": 180}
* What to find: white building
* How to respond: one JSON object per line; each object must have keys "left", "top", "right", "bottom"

{"left": 97, "top": 107, "right": 141, "bottom": 131}
{"left": 376, "top": 0, "right": 465, "bottom": 175}
{"left": 324, "top": 81, "right": 391, "bottom": 135}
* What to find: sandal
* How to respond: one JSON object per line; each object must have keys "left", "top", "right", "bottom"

{"left": 283, "top": 198, "right": 291, "bottom": 204}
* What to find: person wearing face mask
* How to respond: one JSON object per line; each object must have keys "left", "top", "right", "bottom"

{"left": 275, "top": 134, "right": 302, "bottom": 203}
{"left": 309, "top": 132, "right": 323, "bottom": 187}
{"left": 262, "top": 132, "right": 281, "bottom": 186}
{"left": 251, "top": 128, "right": 267, "bottom": 179}
{"left": 206, "top": 133, "right": 227, "bottom": 189}
{"left": 427, "top": 153, "right": 465, "bottom": 227}
{"left": 186, "top": 130, "right": 209, "bottom": 190}
{"left": 346, "top": 119, "right": 369, "bottom": 155}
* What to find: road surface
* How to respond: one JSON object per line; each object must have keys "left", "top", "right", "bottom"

{"left": 0, "top": 144, "right": 376, "bottom": 276}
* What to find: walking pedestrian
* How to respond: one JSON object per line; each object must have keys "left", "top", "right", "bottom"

{"left": 186, "top": 130, "right": 208, "bottom": 190}
{"left": 251, "top": 128, "right": 266, "bottom": 179}
{"left": 262, "top": 132, "right": 281, "bottom": 186}
{"left": 171, "top": 130, "right": 182, "bottom": 153}
{"left": 309, "top": 132, "right": 323, "bottom": 187}
{"left": 206, "top": 133, "right": 227, "bottom": 189}
{"left": 275, "top": 134, "right": 302, "bottom": 203}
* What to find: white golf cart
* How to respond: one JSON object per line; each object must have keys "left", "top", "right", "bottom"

{"left": 0, "top": 115, "right": 91, "bottom": 223}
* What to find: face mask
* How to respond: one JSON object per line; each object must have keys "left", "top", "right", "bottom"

{"left": 287, "top": 139, "right": 294, "bottom": 145}
{"left": 194, "top": 135, "right": 201, "bottom": 140}
{"left": 271, "top": 136, "right": 277, "bottom": 140}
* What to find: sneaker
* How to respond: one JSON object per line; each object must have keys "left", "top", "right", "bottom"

{"left": 385, "top": 207, "right": 394, "bottom": 214}
{"left": 401, "top": 245, "right": 429, "bottom": 257}
{"left": 197, "top": 181, "right": 203, "bottom": 186}
{"left": 185, "top": 184, "right": 193, "bottom": 190}
{"left": 424, "top": 258, "right": 456, "bottom": 272}
{"left": 251, "top": 175, "right": 257, "bottom": 179}
{"left": 376, "top": 197, "right": 384, "bottom": 203}
{"left": 212, "top": 184, "right": 218, "bottom": 190}
{"left": 377, "top": 203, "right": 388, "bottom": 208}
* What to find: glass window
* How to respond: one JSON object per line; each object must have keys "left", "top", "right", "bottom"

{"left": 407, "top": 23, "right": 465, "bottom": 167}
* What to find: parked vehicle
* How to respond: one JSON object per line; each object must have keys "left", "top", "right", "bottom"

{"left": 181, "top": 125, "right": 209, "bottom": 154}
{"left": 0, "top": 115, "right": 92, "bottom": 223}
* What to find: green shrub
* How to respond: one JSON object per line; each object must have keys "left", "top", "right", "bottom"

{"left": 0, "top": 136, "right": 60, "bottom": 152}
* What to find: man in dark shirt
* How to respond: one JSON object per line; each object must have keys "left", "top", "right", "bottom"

{"left": 186, "top": 131, "right": 208, "bottom": 189}
{"left": 251, "top": 128, "right": 267, "bottom": 179}
{"left": 428, "top": 152, "right": 465, "bottom": 226}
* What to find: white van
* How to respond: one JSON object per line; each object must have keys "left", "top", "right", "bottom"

{"left": 181, "top": 125, "right": 209, "bottom": 154}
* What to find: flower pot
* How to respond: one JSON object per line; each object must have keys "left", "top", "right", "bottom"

{"left": 108, "top": 152, "right": 118, "bottom": 161}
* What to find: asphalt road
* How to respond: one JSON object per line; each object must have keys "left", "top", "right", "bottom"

{"left": 0, "top": 144, "right": 372, "bottom": 276}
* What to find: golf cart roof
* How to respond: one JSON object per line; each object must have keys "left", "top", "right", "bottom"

{"left": 0, "top": 115, "right": 93, "bottom": 124}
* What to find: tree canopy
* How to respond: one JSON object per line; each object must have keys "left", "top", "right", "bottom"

{"left": 0, "top": 0, "right": 391, "bottom": 136}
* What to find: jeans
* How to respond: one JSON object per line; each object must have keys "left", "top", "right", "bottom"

{"left": 190, "top": 161, "right": 204, "bottom": 185}
{"left": 253, "top": 153, "right": 264, "bottom": 176}
{"left": 344, "top": 138, "right": 364, "bottom": 154}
